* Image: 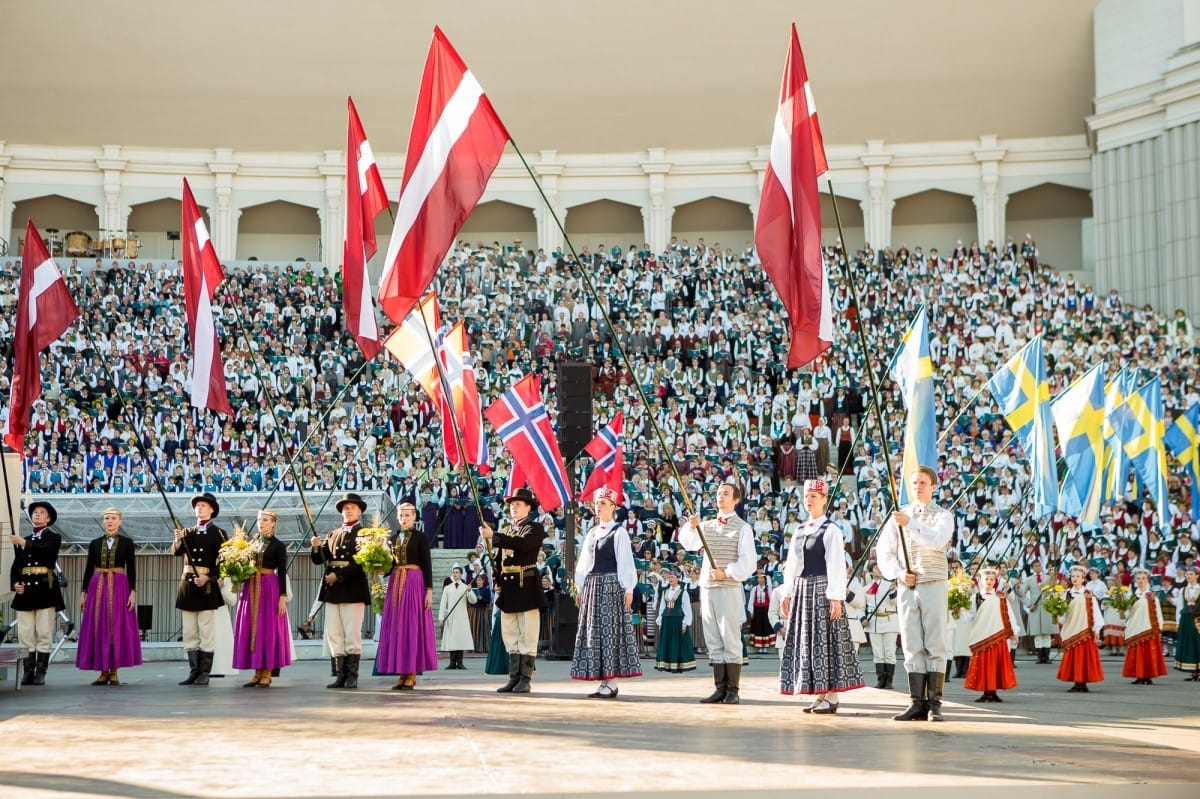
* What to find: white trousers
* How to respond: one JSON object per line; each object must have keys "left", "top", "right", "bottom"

{"left": 700, "top": 586, "right": 743, "bottom": 664}
{"left": 869, "top": 631, "right": 898, "bottom": 665}
{"left": 325, "top": 602, "right": 365, "bottom": 656}
{"left": 1032, "top": 634, "right": 1052, "bottom": 648}
{"left": 501, "top": 609, "right": 540, "bottom": 655}
{"left": 896, "top": 580, "right": 949, "bottom": 673}
{"left": 17, "top": 608, "right": 56, "bottom": 654}
{"left": 181, "top": 610, "right": 216, "bottom": 652}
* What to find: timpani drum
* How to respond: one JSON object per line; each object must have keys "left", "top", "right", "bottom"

{"left": 124, "top": 237, "right": 139, "bottom": 258}
{"left": 65, "top": 231, "right": 92, "bottom": 256}
{"left": 111, "top": 236, "right": 126, "bottom": 256}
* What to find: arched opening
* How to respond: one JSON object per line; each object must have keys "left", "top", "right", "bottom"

{"left": 236, "top": 200, "right": 320, "bottom": 263}
{"left": 10, "top": 194, "right": 98, "bottom": 259}
{"left": 128, "top": 198, "right": 199, "bottom": 262}
{"left": 458, "top": 199, "right": 537, "bottom": 257}
{"left": 672, "top": 197, "right": 753, "bottom": 262}
{"left": 820, "top": 193, "right": 865, "bottom": 252}
{"left": 1005, "top": 183, "right": 1091, "bottom": 272}
{"left": 891, "top": 189, "right": 977, "bottom": 255}
{"left": 564, "top": 199, "right": 643, "bottom": 258}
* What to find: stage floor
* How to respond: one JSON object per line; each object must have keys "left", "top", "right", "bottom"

{"left": 1, "top": 652, "right": 1197, "bottom": 798}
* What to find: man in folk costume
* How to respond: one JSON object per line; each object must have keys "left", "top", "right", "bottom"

{"left": 964, "top": 567, "right": 1022, "bottom": 702}
{"left": 76, "top": 507, "right": 142, "bottom": 685}
{"left": 1018, "top": 558, "right": 1056, "bottom": 664}
{"left": 864, "top": 564, "right": 900, "bottom": 689}
{"left": 9, "top": 500, "right": 65, "bottom": 685}
{"left": 571, "top": 487, "right": 643, "bottom": 698}
{"left": 1057, "top": 564, "right": 1105, "bottom": 692}
{"left": 679, "top": 481, "right": 758, "bottom": 705}
{"left": 480, "top": 487, "right": 548, "bottom": 694}
{"left": 174, "top": 493, "right": 228, "bottom": 687}
{"left": 875, "top": 466, "right": 955, "bottom": 721}
{"left": 1122, "top": 567, "right": 1168, "bottom": 685}
{"left": 310, "top": 493, "right": 371, "bottom": 689}
{"left": 439, "top": 565, "right": 475, "bottom": 670}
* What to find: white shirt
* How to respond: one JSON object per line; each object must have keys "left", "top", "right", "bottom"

{"left": 780, "top": 515, "right": 849, "bottom": 601}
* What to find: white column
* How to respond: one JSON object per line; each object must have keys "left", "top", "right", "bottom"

{"left": 321, "top": 180, "right": 343, "bottom": 268}
{"left": 641, "top": 148, "right": 671, "bottom": 253}
{"left": 0, "top": 144, "right": 11, "bottom": 254}
{"left": 861, "top": 140, "right": 892, "bottom": 248}
{"left": 208, "top": 149, "right": 240, "bottom": 260}
{"left": 533, "top": 150, "right": 565, "bottom": 255}
{"left": 96, "top": 146, "right": 127, "bottom": 240}
{"left": 974, "top": 136, "right": 1007, "bottom": 247}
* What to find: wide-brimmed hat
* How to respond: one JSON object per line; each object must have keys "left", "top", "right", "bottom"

{"left": 27, "top": 500, "right": 57, "bottom": 526}
{"left": 504, "top": 487, "right": 539, "bottom": 509}
{"left": 335, "top": 492, "right": 368, "bottom": 513}
{"left": 191, "top": 492, "right": 220, "bottom": 518}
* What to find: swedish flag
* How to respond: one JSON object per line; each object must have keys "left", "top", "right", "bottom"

{"left": 1164, "top": 403, "right": 1200, "bottom": 519}
{"left": 1050, "top": 363, "right": 1105, "bottom": 530}
{"left": 888, "top": 306, "right": 937, "bottom": 505}
{"left": 986, "top": 336, "right": 1058, "bottom": 518}
{"left": 1123, "top": 377, "right": 1172, "bottom": 531}
{"left": 1101, "top": 368, "right": 1139, "bottom": 502}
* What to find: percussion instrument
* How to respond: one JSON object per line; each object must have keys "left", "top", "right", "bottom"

{"left": 125, "top": 237, "right": 140, "bottom": 258}
{"left": 112, "top": 236, "right": 126, "bottom": 256}
{"left": 65, "top": 231, "right": 91, "bottom": 256}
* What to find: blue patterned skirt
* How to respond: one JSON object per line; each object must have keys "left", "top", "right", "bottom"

{"left": 779, "top": 574, "right": 864, "bottom": 695}
{"left": 570, "top": 572, "right": 643, "bottom": 681}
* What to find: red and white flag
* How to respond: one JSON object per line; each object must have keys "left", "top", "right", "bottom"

{"left": 484, "top": 374, "right": 570, "bottom": 512}
{"left": 754, "top": 24, "right": 833, "bottom": 370}
{"left": 440, "top": 321, "right": 490, "bottom": 473}
{"left": 343, "top": 96, "right": 389, "bottom": 359}
{"left": 3, "top": 220, "right": 80, "bottom": 453}
{"left": 580, "top": 411, "right": 624, "bottom": 502}
{"left": 382, "top": 292, "right": 444, "bottom": 410}
{"left": 377, "top": 26, "right": 510, "bottom": 325}
{"left": 181, "top": 178, "right": 233, "bottom": 415}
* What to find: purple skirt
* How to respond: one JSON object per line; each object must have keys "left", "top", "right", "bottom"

{"left": 232, "top": 573, "right": 293, "bottom": 670}
{"left": 376, "top": 566, "right": 439, "bottom": 674}
{"left": 76, "top": 571, "right": 143, "bottom": 670}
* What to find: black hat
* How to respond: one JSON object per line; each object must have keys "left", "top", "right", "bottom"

{"left": 191, "top": 492, "right": 220, "bottom": 518}
{"left": 28, "top": 500, "right": 57, "bottom": 526}
{"left": 504, "top": 487, "right": 539, "bottom": 509}
{"left": 335, "top": 492, "right": 368, "bottom": 513}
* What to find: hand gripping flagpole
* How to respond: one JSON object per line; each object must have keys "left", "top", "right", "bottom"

{"left": 504, "top": 143, "right": 718, "bottom": 567}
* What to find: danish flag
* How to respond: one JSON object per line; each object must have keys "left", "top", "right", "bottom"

{"left": 484, "top": 374, "right": 570, "bottom": 512}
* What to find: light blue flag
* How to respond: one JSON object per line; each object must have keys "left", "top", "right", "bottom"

{"left": 1050, "top": 363, "right": 1106, "bottom": 530}
{"left": 1164, "top": 403, "right": 1200, "bottom": 519}
{"left": 986, "top": 337, "right": 1058, "bottom": 518}
{"left": 888, "top": 307, "right": 937, "bottom": 505}
{"left": 1124, "top": 377, "right": 1172, "bottom": 530}
{"left": 1102, "top": 368, "right": 1139, "bottom": 502}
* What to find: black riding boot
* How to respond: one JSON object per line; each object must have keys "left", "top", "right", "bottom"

{"left": 874, "top": 663, "right": 887, "bottom": 689}
{"left": 497, "top": 653, "right": 521, "bottom": 693}
{"left": 893, "top": 672, "right": 928, "bottom": 721}
{"left": 343, "top": 654, "right": 360, "bottom": 689}
{"left": 722, "top": 664, "right": 742, "bottom": 704}
{"left": 700, "top": 663, "right": 728, "bottom": 704}
{"left": 192, "top": 651, "right": 213, "bottom": 686}
{"left": 31, "top": 652, "right": 49, "bottom": 686}
{"left": 327, "top": 656, "right": 347, "bottom": 689}
{"left": 926, "top": 671, "right": 945, "bottom": 721}
{"left": 178, "top": 650, "right": 201, "bottom": 685}
{"left": 20, "top": 653, "right": 36, "bottom": 686}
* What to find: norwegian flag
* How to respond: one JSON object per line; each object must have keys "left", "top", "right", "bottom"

{"left": 181, "top": 179, "right": 232, "bottom": 415}
{"left": 377, "top": 26, "right": 510, "bottom": 325}
{"left": 383, "top": 292, "right": 444, "bottom": 409}
{"left": 3, "top": 220, "right": 80, "bottom": 453}
{"left": 754, "top": 24, "right": 833, "bottom": 369}
{"left": 440, "top": 321, "right": 490, "bottom": 473}
{"left": 484, "top": 374, "right": 570, "bottom": 512}
{"left": 580, "top": 411, "right": 624, "bottom": 502}
{"left": 343, "top": 96, "right": 388, "bottom": 359}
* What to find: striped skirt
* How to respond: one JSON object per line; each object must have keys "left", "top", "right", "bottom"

{"left": 570, "top": 572, "right": 643, "bottom": 681}
{"left": 779, "top": 574, "right": 864, "bottom": 695}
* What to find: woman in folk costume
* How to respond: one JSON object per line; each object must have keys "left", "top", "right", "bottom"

{"left": 1100, "top": 576, "right": 1126, "bottom": 656}
{"left": 949, "top": 561, "right": 976, "bottom": 679}
{"left": 1057, "top": 565, "right": 1105, "bottom": 692}
{"left": 747, "top": 572, "right": 775, "bottom": 652}
{"left": 468, "top": 573, "right": 492, "bottom": 654}
{"left": 778, "top": 479, "right": 864, "bottom": 714}
{"left": 439, "top": 566, "right": 476, "bottom": 669}
{"left": 570, "top": 487, "right": 643, "bottom": 698}
{"left": 964, "top": 567, "right": 1022, "bottom": 702}
{"left": 484, "top": 598, "right": 509, "bottom": 676}
{"left": 655, "top": 568, "right": 696, "bottom": 673}
{"left": 1173, "top": 566, "right": 1200, "bottom": 679}
{"left": 76, "top": 508, "right": 142, "bottom": 685}
{"left": 1122, "top": 567, "right": 1168, "bottom": 685}
{"left": 233, "top": 510, "right": 292, "bottom": 687}
{"left": 375, "top": 502, "right": 438, "bottom": 688}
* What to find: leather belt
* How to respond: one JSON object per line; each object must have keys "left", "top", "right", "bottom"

{"left": 97, "top": 567, "right": 126, "bottom": 574}
{"left": 329, "top": 560, "right": 351, "bottom": 568}
{"left": 183, "top": 565, "right": 211, "bottom": 575}
{"left": 501, "top": 564, "right": 537, "bottom": 588}
{"left": 21, "top": 566, "right": 51, "bottom": 575}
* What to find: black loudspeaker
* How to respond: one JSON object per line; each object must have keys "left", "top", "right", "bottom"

{"left": 545, "top": 595, "right": 579, "bottom": 660}
{"left": 137, "top": 605, "right": 153, "bottom": 640}
{"left": 165, "top": 231, "right": 181, "bottom": 241}
{"left": 556, "top": 361, "right": 593, "bottom": 462}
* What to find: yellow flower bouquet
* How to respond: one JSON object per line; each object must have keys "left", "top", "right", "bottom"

{"left": 218, "top": 523, "right": 259, "bottom": 584}
{"left": 370, "top": 579, "right": 387, "bottom": 615}
{"left": 353, "top": 516, "right": 394, "bottom": 574}
{"left": 1040, "top": 583, "right": 1070, "bottom": 618}
{"left": 947, "top": 574, "right": 975, "bottom": 619}
{"left": 1105, "top": 584, "right": 1135, "bottom": 619}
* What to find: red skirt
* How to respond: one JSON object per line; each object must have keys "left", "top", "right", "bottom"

{"left": 1057, "top": 637, "right": 1104, "bottom": 684}
{"left": 964, "top": 643, "right": 1017, "bottom": 692}
{"left": 1121, "top": 637, "right": 1168, "bottom": 679}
